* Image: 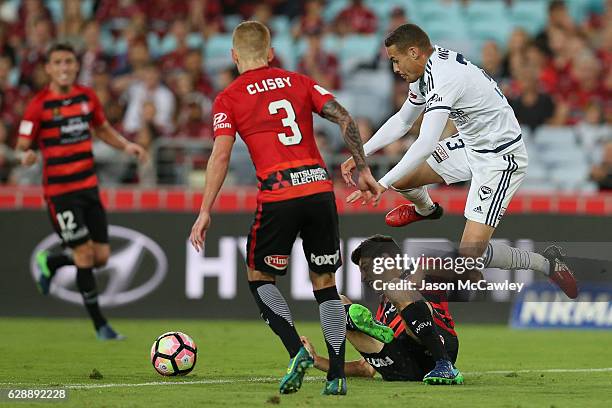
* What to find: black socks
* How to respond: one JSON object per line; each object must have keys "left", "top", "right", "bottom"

{"left": 313, "top": 286, "right": 346, "bottom": 380}
{"left": 249, "top": 281, "right": 302, "bottom": 358}
{"left": 76, "top": 267, "right": 107, "bottom": 330}
{"left": 401, "top": 300, "right": 449, "bottom": 361}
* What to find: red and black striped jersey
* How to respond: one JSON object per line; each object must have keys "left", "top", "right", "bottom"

{"left": 212, "top": 66, "right": 334, "bottom": 203}
{"left": 375, "top": 283, "right": 457, "bottom": 339}
{"left": 18, "top": 84, "right": 106, "bottom": 198}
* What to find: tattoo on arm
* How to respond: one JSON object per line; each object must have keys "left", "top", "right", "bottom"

{"left": 320, "top": 100, "right": 367, "bottom": 170}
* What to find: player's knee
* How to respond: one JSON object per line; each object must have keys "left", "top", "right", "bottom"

{"left": 94, "top": 247, "right": 110, "bottom": 267}
{"left": 73, "top": 242, "right": 95, "bottom": 267}
{"left": 310, "top": 272, "right": 336, "bottom": 291}
{"left": 339, "top": 294, "right": 352, "bottom": 305}
{"left": 458, "top": 244, "right": 486, "bottom": 261}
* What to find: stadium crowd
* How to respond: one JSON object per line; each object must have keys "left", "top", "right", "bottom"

{"left": 0, "top": 0, "right": 610, "bottom": 190}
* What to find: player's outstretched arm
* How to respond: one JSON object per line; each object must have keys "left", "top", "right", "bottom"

{"left": 377, "top": 110, "right": 449, "bottom": 189}
{"left": 320, "top": 99, "right": 383, "bottom": 203}
{"left": 190, "top": 135, "right": 235, "bottom": 252}
{"left": 93, "top": 121, "right": 148, "bottom": 162}
{"left": 340, "top": 96, "right": 424, "bottom": 184}
{"left": 301, "top": 336, "right": 376, "bottom": 378}
{"left": 320, "top": 99, "right": 368, "bottom": 172}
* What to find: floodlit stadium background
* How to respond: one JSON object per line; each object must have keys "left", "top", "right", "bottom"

{"left": 0, "top": 0, "right": 610, "bottom": 191}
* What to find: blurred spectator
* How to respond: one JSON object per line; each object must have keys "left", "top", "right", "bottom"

{"left": 216, "top": 66, "right": 239, "bottom": 91}
{"left": 78, "top": 20, "right": 110, "bottom": 87}
{"left": 187, "top": 0, "right": 224, "bottom": 39}
{"left": 251, "top": 3, "right": 274, "bottom": 34}
{"left": 0, "top": 54, "right": 25, "bottom": 131}
{"left": 95, "top": 0, "right": 143, "bottom": 27}
{"left": 576, "top": 104, "right": 611, "bottom": 153}
{"left": 535, "top": 0, "right": 576, "bottom": 56}
{"left": 597, "top": 24, "right": 612, "bottom": 81}
{"left": 298, "top": 30, "right": 341, "bottom": 90}
{"left": 501, "top": 28, "right": 529, "bottom": 78}
{"left": 181, "top": 49, "right": 214, "bottom": 98}
{"left": 362, "top": 6, "right": 408, "bottom": 70}
{"left": 0, "top": 22, "right": 16, "bottom": 65}
{"left": 564, "top": 52, "right": 606, "bottom": 125}
{"left": 143, "top": 0, "right": 188, "bottom": 34}
{"left": 18, "top": 17, "right": 52, "bottom": 88}
{"left": 335, "top": 0, "right": 378, "bottom": 35}
{"left": 57, "top": 0, "right": 84, "bottom": 47}
{"left": 0, "top": 121, "right": 14, "bottom": 183}
{"left": 134, "top": 101, "right": 161, "bottom": 186}
{"left": 160, "top": 20, "right": 192, "bottom": 73}
{"left": 314, "top": 128, "right": 332, "bottom": 160}
{"left": 292, "top": 0, "right": 325, "bottom": 39}
{"left": 509, "top": 66, "right": 556, "bottom": 131}
{"left": 111, "top": 41, "right": 151, "bottom": 94}
{"left": 481, "top": 41, "right": 504, "bottom": 83}
{"left": 174, "top": 72, "right": 212, "bottom": 139}
{"left": 540, "top": 27, "right": 575, "bottom": 97}
{"left": 590, "top": 141, "right": 612, "bottom": 190}
{"left": 122, "top": 63, "right": 175, "bottom": 134}
{"left": 14, "top": 0, "right": 52, "bottom": 40}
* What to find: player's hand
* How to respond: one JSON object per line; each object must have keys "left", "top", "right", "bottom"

{"left": 347, "top": 184, "right": 387, "bottom": 206}
{"left": 300, "top": 336, "right": 317, "bottom": 358}
{"left": 357, "top": 167, "right": 385, "bottom": 206}
{"left": 124, "top": 142, "right": 148, "bottom": 163}
{"left": 20, "top": 149, "right": 38, "bottom": 167}
{"left": 189, "top": 212, "right": 211, "bottom": 253}
{"left": 340, "top": 156, "right": 357, "bottom": 187}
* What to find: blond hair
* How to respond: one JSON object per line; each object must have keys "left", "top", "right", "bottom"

{"left": 232, "top": 21, "right": 271, "bottom": 62}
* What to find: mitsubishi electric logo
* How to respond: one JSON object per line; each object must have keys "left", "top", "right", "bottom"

{"left": 30, "top": 225, "right": 167, "bottom": 307}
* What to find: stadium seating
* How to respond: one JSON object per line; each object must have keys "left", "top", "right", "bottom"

{"left": 322, "top": 0, "right": 350, "bottom": 22}
{"left": 510, "top": 0, "right": 548, "bottom": 35}
{"left": 531, "top": 127, "right": 594, "bottom": 190}
{"left": 204, "top": 34, "right": 234, "bottom": 74}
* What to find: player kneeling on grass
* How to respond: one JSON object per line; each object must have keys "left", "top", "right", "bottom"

{"left": 303, "top": 235, "right": 478, "bottom": 385}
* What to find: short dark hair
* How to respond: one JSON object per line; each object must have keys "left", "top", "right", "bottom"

{"left": 45, "top": 43, "right": 77, "bottom": 62}
{"left": 350, "top": 234, "right": 401, "bottom": 266}
{"left": 549, "top": 0, "right": 566, "bottom": 13}
{"left": 384, "top": 23, "right": 431, "bottom": 52}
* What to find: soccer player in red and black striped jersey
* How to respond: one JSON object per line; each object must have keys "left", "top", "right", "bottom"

{"left": 16, "top": 43, "right": 146, "bottom": 340}
{"left": 188, "top": 21, "right": 380, "bottom": 396}
{"left": 302, "top": 235, "right": 466, "bottom": 384}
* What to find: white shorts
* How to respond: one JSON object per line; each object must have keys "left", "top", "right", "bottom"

{"left": 426, "top": 135, "right": 528, "bottom": 228}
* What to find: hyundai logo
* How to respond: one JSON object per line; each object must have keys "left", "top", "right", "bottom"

{"left": 30, "top": 225, "right": 167, "bottom": 307}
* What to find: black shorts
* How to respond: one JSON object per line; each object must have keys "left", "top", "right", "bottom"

{"left": 246, "top": 191, "right": 341, "bottom": 275}
{"left": 45, "top": 187, "right": 109, "bottom": 248}
{"left": 361, "top": 328, "right": 459, "bottom": 381}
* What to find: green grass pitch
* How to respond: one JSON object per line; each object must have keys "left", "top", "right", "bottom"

{"left": 1, "top": 318, "right": 611, "bottom": 407}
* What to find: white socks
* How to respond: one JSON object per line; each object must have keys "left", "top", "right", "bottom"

{"left": 484, "top": 242, "right": 550, "bottom": 275}
{"left": 393, "top": 186, "right": 435, "bottom": 216}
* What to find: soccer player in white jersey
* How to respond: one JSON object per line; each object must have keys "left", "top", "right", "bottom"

{"left": 342, "top": 24, "right": 578, "bottom": 299}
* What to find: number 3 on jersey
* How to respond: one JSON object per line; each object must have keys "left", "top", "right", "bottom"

{"left": 268, "top": 99, "right": 302, "bottom": 146}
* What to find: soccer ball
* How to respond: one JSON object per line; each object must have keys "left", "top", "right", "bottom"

{"left": 150, "top": 331, "right": 198, "bottom": 376}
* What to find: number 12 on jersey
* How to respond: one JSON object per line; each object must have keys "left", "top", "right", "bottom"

{"left": 268, "top": 99, "right": 303, "bottom": 146}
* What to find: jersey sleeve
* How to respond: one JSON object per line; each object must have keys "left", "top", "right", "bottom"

{"left": 212, "top": 94, "right": 236, "bottom": 138}
{"left": 306, "top": 76, "right": 335, "bottom": 114}
{"left": 408, "top": 81, "right": 426, "bottom": 107}
{"left": 423, "top": 65, "right": 464, "bottom": 114}
{"left": 18, "top": 99, "right": 41, "bottom": 140}
{"left": 88, "top": 89, "right": 107, "bottom": 127}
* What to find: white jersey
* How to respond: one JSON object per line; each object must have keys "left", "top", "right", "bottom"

{"left": 408, "top": 45, "right": 522, "bottom": 153}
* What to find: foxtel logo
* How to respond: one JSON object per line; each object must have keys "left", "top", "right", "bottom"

{"left": 264, "top": 255, "right": 289, "bottom": 270}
